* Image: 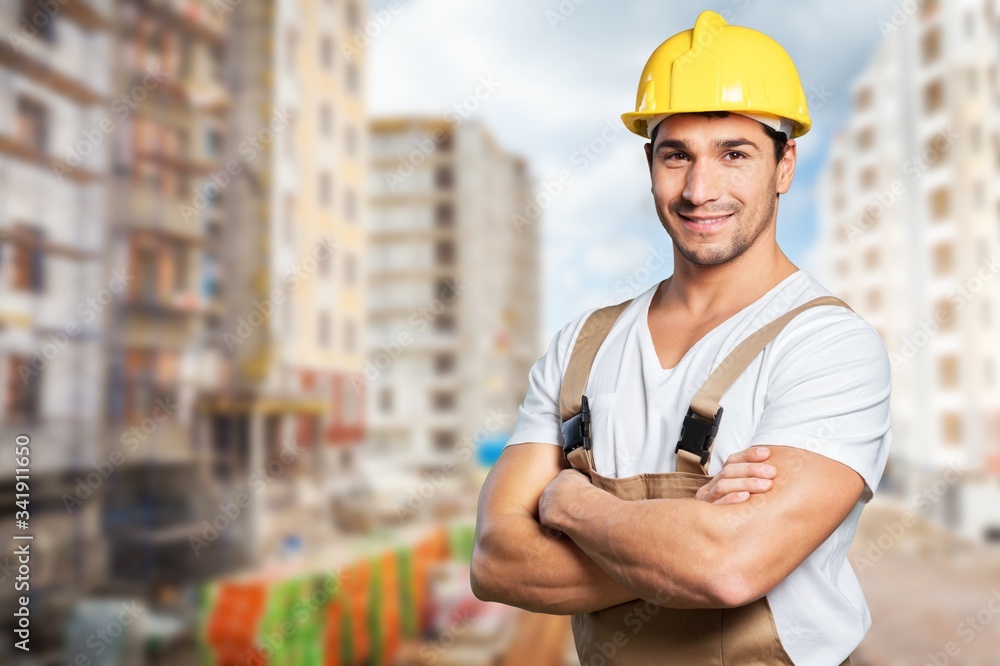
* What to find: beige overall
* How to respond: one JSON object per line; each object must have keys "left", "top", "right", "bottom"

{"left": 558, "top": 293, "right": 854, "bottom": 666}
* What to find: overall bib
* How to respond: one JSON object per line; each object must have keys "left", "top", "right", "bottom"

{"left": 559, "top": 293, "right": 854, "bottom": 666}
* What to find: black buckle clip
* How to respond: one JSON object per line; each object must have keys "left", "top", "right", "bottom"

{"left": 561, "top": 394, "right": 591, "bottom": 459}
{"left": 675, "top": 406, "right": 724, "bottom": 466}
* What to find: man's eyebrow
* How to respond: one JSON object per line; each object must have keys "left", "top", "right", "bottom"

{"left": 715, "top": 138, "right": 761, "bottom": 151}
{"left": 653, "top": 137, "right": 762, "bottom": 153}
{"left": 653, "top": 138, "right": 689, "bottom": 154}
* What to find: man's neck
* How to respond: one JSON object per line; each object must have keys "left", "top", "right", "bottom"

{"left": 654, "top": 248, "right": 799, "bottom": 318}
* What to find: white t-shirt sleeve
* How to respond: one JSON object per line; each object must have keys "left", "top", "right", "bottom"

{"left": 505, "top": 308, "right": 597, "bottom": 449}
{"left": 747, "top": 307, "right": 892, "bottom": 499}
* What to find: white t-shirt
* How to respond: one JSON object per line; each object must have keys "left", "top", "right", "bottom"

{"left": 506, "top": 268, "right": 892, "bottom": 666}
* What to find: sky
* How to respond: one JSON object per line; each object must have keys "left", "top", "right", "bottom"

{"left": 368, "top": 0, "right": 896, "bottom": 345}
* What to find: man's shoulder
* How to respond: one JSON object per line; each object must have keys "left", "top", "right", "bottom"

{"left": 761, "top": 272, "right": 889, "bottom": 373}
{"left": 555, "top": 294, "right": 642, "bottom": 349}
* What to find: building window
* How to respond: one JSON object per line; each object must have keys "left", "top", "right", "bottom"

{"left": 346, "top": 63, "right": 359, "bottom": 94}
{"left": 432, "top": 430, "right": 457, "bottom": 452}
{"left": 434, "top": 353, "right": 455, "bottom": 375}
{"left": 345, "top": 126, "right": 357, "bottom": 156}
{"left": 855, "top": 87, "right": 872, "bottom": 112}
{"left": 935, "top": 298, "right": 956, "bottom": 331}
{"left": 435, "top": 240, "right": 456, "bottom": 266}
{"left": 173, "top": 245, "right": 187, "bottom": 291}
{"left": 922, "top": 26, "right": 941, "bottom": 65}
{"left": 431, "top": 391, "right": 456, "bottom": 411}
{"left": 286, "top": 28, "right": 297, "bottom": 74}
{"left": 864, "top": 247, "right": 879, "bottom": 269}
{"left": 4, "top": 355, "right": 41, "bottom": 422}
{"left": 856, "top": 127, "right": 875, "bottom": 151}
{"left": 866, "top": 289, "right": 882, "bottom": 311}
{"left": 924, "top": 79, "right": 944, "bottom": 114}
{"left": 10, "top": 226, "right": 45, "bottom": 293}
{"left": 344, "top": 319, "right": 356, "bottom": 354}
{"left": 435, "top": 166, "right": 454, "bottom": 189}
{"left": 284, "top": 194, "right": 295, "bottom": 244}
{"left": 17, "top": 96, "right": 48, "bottom": 155}
{"left": 859, "top": 166, "right": 877, "bottom": 190}
{"left": 345, "top": 189, "right": 356, "bottom": 221}
{"left": 318, "top": 242, "right": 331, "bottom": 278}
{"left": 318, "top": 311, "right": 331, "bottom": 348}
{"left": 929, "top": 187, "right": 950, "bottom": 220}
{"left": 320, "top": 171, "right": 333, "bottom": 208}
{"left": 435, "top": 203, "right": 454, "bottom": 228}
{"left": 344, "top": 253, "right": 356, "bottom": 286}
{"left": 321, "top": 35, "right": 333, "bottom": 70}
{"left": 922, "top": 135, "right": 948, "bottom": 168}
{"left": 932, "top": 243, "right": 953, "bottom": 275}
{"left": 941, "top": 412, "right": 962, "bottom": 445}
{"left": 320, "top": 104, "right": 333, "bottom": 138}
{"left": 434, "top": 313, "right": 456, "bottom": 333}
{"left": 378, "top": 387, "right": 393, "bottom": 413}
{"left": 939, "top": 356, "right": 959, "bottom": 387}
{"left": 20, "top": 1, "right": 56, "bottom": 42}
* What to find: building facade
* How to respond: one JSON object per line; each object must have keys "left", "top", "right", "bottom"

{"left": 815, "top": 0, "right": 1000, "bottom": 540}
{"left": 199, "top": 0, "right": 369, "bottom": 562}
{"left": 0, "top": 0, "right": 113, "bottom": 655}
{"left": 367, "top": 118, "right": 540, "bottom": 473}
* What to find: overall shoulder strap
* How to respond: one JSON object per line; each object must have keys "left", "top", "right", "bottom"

{"left": 676, "top": 295, "right": 854, "bottom": 475}
{"left": 558, "top": 299, "right": 634, "bottom": 421}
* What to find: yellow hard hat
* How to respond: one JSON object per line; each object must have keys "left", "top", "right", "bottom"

{"left": 621, "top": 10, "right": 811, "bottom": 139}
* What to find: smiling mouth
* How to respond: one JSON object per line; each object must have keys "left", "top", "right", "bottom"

{"left": 679, "top": 213, "right": 734, "bottom": 229}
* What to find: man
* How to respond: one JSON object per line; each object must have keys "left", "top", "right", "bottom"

{"left": 471, "top": 10, "right": 891, "bottom": 666}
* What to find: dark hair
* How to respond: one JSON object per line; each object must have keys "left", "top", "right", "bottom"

{"left": 649, "top": 111, "right": 789, "bottom": 164}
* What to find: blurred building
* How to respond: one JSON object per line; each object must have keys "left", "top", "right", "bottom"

{"left": 198, "top": 0, "right": 369, "bottom": 564}
{"left": 815, "top": 0, "right": 1000, "bottom": 541}
{"left": 0, "top": 0, "right": 113, "bottom": 656}
{"left": 101, "top": 0, "right": 235, "bottom": 592}
{"left": 367, "top": 118, "right": 539, "bottom": 473}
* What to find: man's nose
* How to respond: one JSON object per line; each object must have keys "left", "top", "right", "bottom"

{"left": 682, "top": 160, "right": 723, "bottom": 206}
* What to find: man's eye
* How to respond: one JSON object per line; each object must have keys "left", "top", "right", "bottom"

{"left": 664, "top": 152, "right": 688, "bottom": 161}
{"left": 724, "top": 151, "right": 747, "bottom": 160}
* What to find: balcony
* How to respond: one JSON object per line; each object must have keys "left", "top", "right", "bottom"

{"left": 0, "top": 15, "right": 109, "bottom": 105}
{"left": 116, "top": 184, "right": 208, "bottom": 242}
{"left": 147, "top": 0, "right": 226, "bottom": 45}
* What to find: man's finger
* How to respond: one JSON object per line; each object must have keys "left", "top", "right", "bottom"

{"left": 712, "top": 478, "right": 773, "bottom": 498}
{"left": 713, "top": 491, "right": 750, "bottom": 505}
{"left": 723, "top": 446, "right": 771, "bottom": 466}
{"left": 719, "top": 462, "right": 777, "bottom": 479}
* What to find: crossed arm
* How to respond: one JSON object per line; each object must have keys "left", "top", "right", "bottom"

{"left": 471, "top": 442, "right": 864, "bottom": 615}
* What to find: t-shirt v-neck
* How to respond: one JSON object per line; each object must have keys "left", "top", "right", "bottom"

{"left": 639, "top": 269, "right": 805, "bottom": 379}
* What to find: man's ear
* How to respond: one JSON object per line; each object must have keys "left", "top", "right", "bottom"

{"left": 644, "top": 142, "right": 653, "bottom": 173}
{"left": 776, "top": 139, "right": 797, "bottom": 195}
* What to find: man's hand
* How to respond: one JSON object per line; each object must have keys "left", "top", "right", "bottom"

{"left": 695, "top": 446, "right": 776, "bottom": 505}
{"left": 539, "top": 468, "right": 596, "bottom": 533}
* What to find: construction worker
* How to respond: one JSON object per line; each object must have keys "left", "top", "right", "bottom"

{"left": 472, "top": 10, "right": 891, "bottom": 666}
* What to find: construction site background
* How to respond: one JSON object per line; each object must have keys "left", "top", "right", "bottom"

{"left": 0, "top": 1, "right": 997, "bottom": 665}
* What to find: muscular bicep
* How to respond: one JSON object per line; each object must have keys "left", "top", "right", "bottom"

{"left": 721, "top": 445, "right": 865, "bottom": 597}
{"left": 476, "top": 443, "right": 569, "bottom": 525}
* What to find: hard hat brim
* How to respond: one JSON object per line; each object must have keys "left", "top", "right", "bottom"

{"left": 622, "top": 110, "right": 811, "bottom": 140}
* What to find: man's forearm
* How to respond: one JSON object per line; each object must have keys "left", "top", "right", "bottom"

{"left": 471, "top": 510, "right": 639, "bottom": 615}
{"left": 550, "top": 484, "right": 746, "bottom": 609}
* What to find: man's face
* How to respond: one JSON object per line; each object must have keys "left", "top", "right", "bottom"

{"left": 644, "top": 113, "right": 796, "bottom": 267}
